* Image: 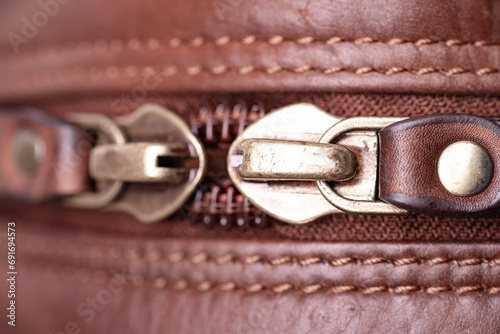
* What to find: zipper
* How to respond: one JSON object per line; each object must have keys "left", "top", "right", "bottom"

{"left": 227, "top": 104, "right": 410, "bottom": 224}
{"left": 64, "top": 104, "right": 207, "bottom": 223}
{"left": 189, "top": 180, "right": 268, "bottom": 229}
{"left": 4, "top": 92, "right": 500, "bottom": 241}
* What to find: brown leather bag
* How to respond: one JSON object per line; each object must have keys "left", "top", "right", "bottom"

{"left": 1, "top": 0, "right": 500, "bottom": 333}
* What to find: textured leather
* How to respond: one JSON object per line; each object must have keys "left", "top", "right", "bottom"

{"left": 2, "top": 219, "right": 500, "bottom": 334}
{"left": 1, "top": 0, "right": 500, "bottom": 101}
{"left": 379, "top": 114, "right": 500, "bottom": 216}
{"left": 0, "top": 108, "right": 90, "bottom": 201}
{"left": 1, "top": 0, "right": 500, "bottom": 333}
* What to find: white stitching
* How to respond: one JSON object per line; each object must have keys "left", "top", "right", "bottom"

{"left": 36, "top": 263, "right": 500, "bottom": 295}
{"left": 20, "top": 36, "right": 495, "bottom": 56}
{"left": 23, "top": 240, "right": 500, "bottom": 267}
{"left": 27, "top": 65, "right": 500, "bottom": 86}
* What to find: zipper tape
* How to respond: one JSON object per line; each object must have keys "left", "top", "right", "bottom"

{"left": 1, "top": 102, "right": 500, "bottom": 223}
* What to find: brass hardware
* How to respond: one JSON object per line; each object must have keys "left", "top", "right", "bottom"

{"left": 228, "top": 103, "right": 408, "bottom": 224}
{"left": 66, "top": 104, "right": 206, "bottom": 223}
{"left": 89, "top": 142, "right": 191, "bottom": 183}
{"left": 64, "top": 113, "right": 126, "bottom": 209}
{"left": 12, "top": 127, "right": 45, "bottom": 174}
{"left": 237, "top": 139, "right": 358, "bottom": 181}
{"left": 316, "top": 117, "right": 408, "bottom": 215}
{"left": 437, "top": 141, "right": 493, "bottom": 196}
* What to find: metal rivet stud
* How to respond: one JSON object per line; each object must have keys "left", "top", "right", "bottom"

{"left": 12, "top": 127, "right": 45, "bottom": 174}
{"left": 437, "top": 141, "right": 493, "bottom": 196}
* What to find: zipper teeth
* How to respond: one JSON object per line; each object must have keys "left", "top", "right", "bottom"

{"left": 188, "top": 102, "right": 266, "bottom": 146}
{"left": 189, "top": 181, "right": 268, "bottom": 229}
{"left": 187, "top": 101, "right": 269, "bottom": 228}
{"left": 19, "top": 93, "right": 500, "bottom": 240}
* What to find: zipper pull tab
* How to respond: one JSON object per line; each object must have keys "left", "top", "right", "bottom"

{"left": 238, "top": 139, "right": 358, "bottom": 181}
{"left": 228, "top": 103, "right": 407, "bottom": 224}
{"left": 65, "top": 104, "right": 206, "bottom": 223}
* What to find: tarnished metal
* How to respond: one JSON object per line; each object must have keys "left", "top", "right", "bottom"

{"left": 12, "top": 127, "right": 45, "bottom": 174}
{"left": 228, "top": 103, "right": 408, "bottom": 224}
{"left": 437, "top": 141, "right": 493, "bottom": 196}
{"left": 66, "top": 104, "right": 206, "bottom": 223}
{"left": 316, "top": 117, "right": 408, "bottom": 215}
{"left": 90, "top": 142, "right": 190, "bottom": 183}
{"left": 64, "top": 113, "right": 126, "bottom": 209}
{"left": 237, "top": 139, "right": 358, "bottom": 181}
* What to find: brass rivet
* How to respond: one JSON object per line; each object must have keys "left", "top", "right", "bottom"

{"left": 12, "top": 127, "right": 45, "bottom": 174}
{"left": 437, "top": 141, "right": 493, "bottom": 196}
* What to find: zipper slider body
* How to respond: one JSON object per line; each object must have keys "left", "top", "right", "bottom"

{"left": 228, "top": 103, "right": 407, "bottom": 224}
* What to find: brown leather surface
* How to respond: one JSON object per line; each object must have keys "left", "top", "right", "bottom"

{"left": 2, "top": 220, "right": 500, "bottom": 334}
{"left": 379, "top": 114, "right": 500, "bottom": 216}
{"left": 1, "top": 0, "right": 500, "bottom": 332}
{"left": 1, "top": 0, "right": 500, "bottom": 101}
{"left": 3, "top": 195, "right": 500, "bottom": 243}
{"left": 0, "top": 108, "right": 90, "bottom": 201}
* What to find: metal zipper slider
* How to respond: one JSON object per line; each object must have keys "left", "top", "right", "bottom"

{"left": 65, "top": 104, "right": 206, "bottom": 223}
{"left": 237, "top": 139, "right": 358, "bottom": 181}
{"left": 228, "top": 103, "right": 408, "bottom": 224}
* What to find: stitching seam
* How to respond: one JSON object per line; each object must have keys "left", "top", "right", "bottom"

{"left": 28, "top": 66, "right": 500, "bottom": 85}
{"left": 16, "top": 36, "right": 494, "bottom": 55}
{"left": 23, "top": 243, "right": 500, "bottom": 267}
{"left": 38, "top": 264, "right": 500, "bottom": 295}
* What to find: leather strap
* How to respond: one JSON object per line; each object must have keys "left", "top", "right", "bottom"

{"left": 379, "top": 114, "right": 500, "bottom": 216}
{"left": 0, "top": 108, "right": 91, "bottom": 201}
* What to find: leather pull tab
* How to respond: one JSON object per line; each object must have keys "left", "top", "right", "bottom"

{"left": 379, "top": 114, "right": 500, "bottom": 216}
{"left": 0, "top": 108, "right": 91, "bottom": 202}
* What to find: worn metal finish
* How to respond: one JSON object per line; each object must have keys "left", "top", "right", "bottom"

{"left": 228, "top": 103, "right": 401, "bottom": 224}
{"left": 317, "top": 117, "right": 408, "bottom": 215}
{"left": 90, "top": 142, "right": 190, "bottom": 183}
{"left": 238, "top": 139, "right": 358, "bottom": 181}
{"left": 228, "top": 104, "right": 343, "bottom": 224}
{"left": 12, "top": 127, "right": 45, "bottom": 174}
{"left": 111, "top": 104, "right": 206, "bottom": 223}
{"left": 64, "top": 113, "right": 126, "bottom": 209}
{"left": 437, "top": 141, "right": 493, "bottom": 196}
{"left": 66, "top": 104, "right": 206, "bottom": 223}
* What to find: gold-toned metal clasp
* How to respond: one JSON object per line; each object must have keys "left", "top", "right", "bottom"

{"left": 238, "top": 139, "right": 358, "bottom": 181}
{"left": 316, "top": 117, "right": 408, "bottom": 215}
{"left": 65, "top": 104, "right": 206, "bottom": 223}
{"left": 89, "top": 142, "right": 191, "bottom": 183}
{"left": 227, "top": 103, "right": 408, "bottom": 224}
